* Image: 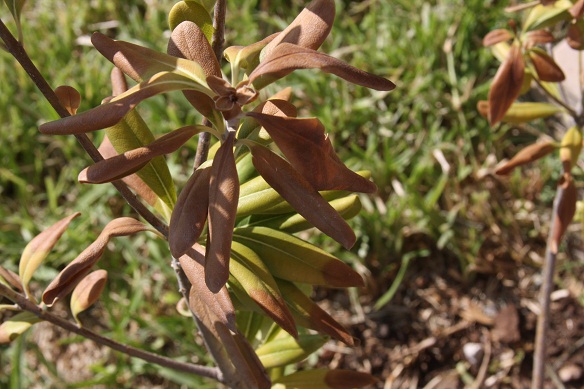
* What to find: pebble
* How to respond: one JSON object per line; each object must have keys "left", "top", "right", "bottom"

{"left": 463, "top": 343, "right": 483, "bottom": 366}
{"left": 558, "top": 364, "right": 582, "bottom": 383}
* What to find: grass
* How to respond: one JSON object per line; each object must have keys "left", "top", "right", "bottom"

{"left": 0, "top": 0, "right": 562, "bottom": 387}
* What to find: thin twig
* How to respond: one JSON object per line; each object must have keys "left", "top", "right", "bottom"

{"left": 193, "top": 0, "right": 227, "bottom": 169}
{"left": 533, "top": 77, "right": 580, "bottom": 122}
{"left": 0, "top": 283, "right": 221, "bottom": 382}
{"left": 0, "top": 19, "right": 169, "bottom": 237}
{"left": 532, "top": 185, "right": 562, "bottom": 389}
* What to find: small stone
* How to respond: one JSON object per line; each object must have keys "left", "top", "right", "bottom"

{"left": 463, "top": 342, "right": 484, "bottom": 366}
{"left": 558, "top": 364, "right": 582, "bottom": 383}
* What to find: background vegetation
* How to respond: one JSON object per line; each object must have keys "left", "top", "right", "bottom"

{"left": 2, "top": 0, "right": 579, "bottom": 387}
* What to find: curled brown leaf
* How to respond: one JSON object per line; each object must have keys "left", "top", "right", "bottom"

{"left": 110, "top": 67, "right": 128, "bottom": 96}
{"left": 488, "top": 43, "right": 525, "bottom": 125}
{"left": 247, "top": 143, "right": 356, "bottom": 249}
{"left": 70, "top": 270, "right": 108, "bottom": 324}
{"left": 42, "top": 218, "right": 151, "bottom": 306}
{"left": 0, "top": 266, "right": 23, "bottom": 292}
{"left": 570, "top": 0, "right": 584, "bottom": 19}
{"left": 206, "top": 132, "right": 239, "bottom": 293}
{"left": 54, "top": 85, "right": 81, "bottom": 115}
{"left": 169, "top": 164, "right": 212, "bottom": 258}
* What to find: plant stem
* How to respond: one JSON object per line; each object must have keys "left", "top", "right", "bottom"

{"left": 194, "top": 0, "right": 227, "bottom": 169}
{"left": 533, "top": 77, "right": 580, "bottom": 122}
{"left": 0, "top": 19, "right": 168, "bottom": 237}
{"left": 532, "top": 185, "right": 562, "bottom": 389}
{"left": 0, "top": 283, "right": 221, "bottom": 382}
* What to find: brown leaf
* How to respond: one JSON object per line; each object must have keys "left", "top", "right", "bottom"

{"left": 570, "top": 0, "right": 584, "bottom": 19}
{"left": 495, "top": 141, "right": 556, "bottom": 175}
{"left": 167, "top": 21, "right": 221, "bottom": 118}
{"left": 178, "top": 244, "right": 236, "bottom": 331}
{"left": 79, "top": 126, "right": 203, "bottom": 184}
{"left": 262, "top": 0, "right": 336, "bottom": 60}
{"left": 179, "top": 245, "right": 269, "bottom": 389}
{"left": 98, "top": 136, "right": 158, "bottom": 206}
{"left": 0, "top": 266, "right": 23, "bottom": 292}
{"left": 529, "top": 48, "right": 566, "bottom": 82}
{"left": 524, "top": 29, "right": 555, "bottom": 48}
{"left": 110, "top": 67, "right": 128, "bottom": 96}
{"left": 324, "top": 370, "right": 379, "bottom": 388}
{"left": 169, "top": 164, "right": 212, "bottom": 258}
{"left": 19, "top": 212, "right": 81, "bottom": 298}
{"left": 206, "top": 132, "right": 239, "bottom": 293}
{"left": 483, "top": 29, "right": 513, "bottom": 47}
{"left": 54, "top": 85, "right": 81, "bottom": 115}
{"left": 247, "top": 112, "right": 377, "bottom": 193}
{"left": 224, "top": 33, "right": 280, "bottom": 73}
{"left": 249, "top": 43, "right": 396, "bottom": 91}
{"left": 42, "top": 218, "right": 151, "bottom": 306}
{"left": 488, "top": 44, "right": 525, "bottom": 125}
{"left": 70, "top": 270, "right": 108, "bottom": 323}
{"left": 277, "top": 280, "right": 355, "bottom": 345}
{"left": 568, "top": 22, "right": 584, "bottom": 50}
{"left": 550, "top": 173, "right": 577, "bottom": 254}
{"left": 40, "top": 72, "right": 212, "bottom": 135}
{"left": 248, "top": 143, "right": 356, "bottom": 249}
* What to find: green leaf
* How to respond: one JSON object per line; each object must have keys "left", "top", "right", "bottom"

{"left": 523, "top": 0, "right": 572, "bottom": 32}
{"left": 255, "top": 333, "right": 327, "bottom": 368}
{"left": 245, "top": 194, "right": 362, "bottom": 232}
{"left": 0, "top": 312, "right": 40, "bottom": 344}
{"left": 3, "top": 0, "right": 25, "bottom": 41}
{"left": 169, "top": 1, "right": 214, "bottom": 41}
{"left": 230, "top": 241, "right": 297, "bottom": 337}
{"left": 233, "top": 227, "right": 363, "bottom": 287}
{"left": 105, "top": 109, "right": 177, "bottom": 208}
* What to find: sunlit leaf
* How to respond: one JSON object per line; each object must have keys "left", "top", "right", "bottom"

{"left": 523, "top": 1, "right": 572, "bottom": 31}
{"left": 225, "top": 33, "right": 279, "bottom": 75}
{"left": 168, "top": 0, "right": 214, "bottom": 41}
{"left": 70, "top": 270, "right": 108, "bottom": 326}
{"left": 91, "top": 32, "right": 209, "bottom": 86}
{"left": 42, "top": 218, "right": 152, "bottom": 306}
{"left": 255, "top": 333, "right": 327, "bottom": 368}
{"left": 206, "top": 132, "right": 239, "bottom": 293}
{"left": 261, "top": 0, "right": 336, "bottom": 60}
{"left": 39, "top": 71, "right": 214, "bottom": 135}
{"left": 233, "top": 227, "right": 363, "bottom": 287}
{"left": 247, "top": 112, "right": 377, "bottom": 193}
{"left": 167, "top": 21, "right": 222, "bottom": 122}
{"left": 560, "top": 126, "right": 582, "bottom": 171}
{"left": 19, "top": 213, "right": 80, "bottom": 299}
{"left": 487, "top": 43, "right": 525, "bottom": 125}
{"left": 477, "top": 100, "right": 563, "bottom": 123}
{"left": 169, "top": 162, "right": 212, "bottom": 258}
{"left": 495, "top": 141, "right": 556, "bottom": 175}
{"left": 246, "top": 144, "right": 356, "bottom": 249}
{"left": 229, "top": 241, "right": 297, "bottom": 337}
{"left": 250, "top": 43, "right": 396, "bottom": 91}
{"left": 0, "top": 312, "right": 40, "bottom": 344}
